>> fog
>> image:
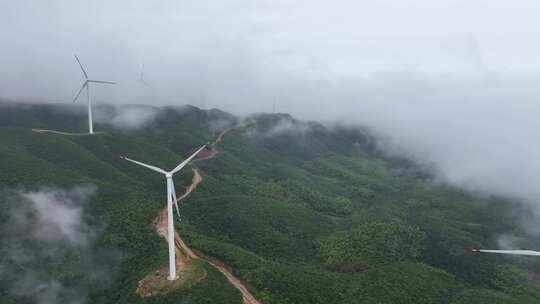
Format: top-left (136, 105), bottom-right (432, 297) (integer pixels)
top-left (3, 2), bottom-right (540, 231)
top-left (93, 104), bottom-right (159, 129)
top-left (0, 186), bottom-right (120, 304)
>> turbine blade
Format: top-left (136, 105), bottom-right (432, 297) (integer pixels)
top-left (139, 63), bottom-right (153, 88)
top-left (120, 156), bottom-right (167, 174)
top-left (170, 145), bottom-right (207, 175)
top-left (88, 80), bottom-right (117, 85)
top-left (74, 55), bottom-right (88, 79)
top-left (471, 249), bottom-right (540, 256)
top-left (170, 179), bottom-right (181, 218)
top-left (73, 82), bottom-right (88, 103)
top-left (141, 79), bottom-right (153, 88)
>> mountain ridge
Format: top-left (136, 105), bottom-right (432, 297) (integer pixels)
top-left (0, 101), bottom-right (539, 303)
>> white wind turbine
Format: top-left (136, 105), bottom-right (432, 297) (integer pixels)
top-left (72, 55), bottom-right (116, 134)
top-left (138, 63), bottom-right (153, 88)
top-left (120, 145), bottom-right (207, 280)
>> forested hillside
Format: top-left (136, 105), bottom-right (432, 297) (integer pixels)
top-left (1, 101), bottom-right (539, 304)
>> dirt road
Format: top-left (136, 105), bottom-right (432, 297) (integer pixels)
top-left (153, 128), bottom-right (263, 304)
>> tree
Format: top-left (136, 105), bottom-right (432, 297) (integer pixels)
top-left (318, 222), bottom-right (425, 272)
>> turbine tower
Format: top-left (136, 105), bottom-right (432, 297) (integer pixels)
top-left (72, 55), bottom-right (116, 134)
top-left (120, 145), bottom-right (207, 280)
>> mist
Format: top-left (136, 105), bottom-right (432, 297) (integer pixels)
top-left (3, 1), bottom-right (540, 235)
top-left (0, 186), bottom-right (120, 304)
top-left (93, 104), bottom-right (159, 129)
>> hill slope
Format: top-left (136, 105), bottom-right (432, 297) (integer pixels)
top-left (1, 101), bottom-right (540, 304)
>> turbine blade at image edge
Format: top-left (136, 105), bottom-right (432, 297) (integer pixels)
top-left (476, 249), bottom-right (540, 256)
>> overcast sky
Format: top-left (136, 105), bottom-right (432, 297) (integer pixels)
top-left (3, 1), bottom-right (540, 110)
top-left (3, 1), bottom-right (540, 232)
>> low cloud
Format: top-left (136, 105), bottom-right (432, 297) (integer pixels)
top-left (0, 186), bottom-right (120, 304)
top-left (93, 104), bottom-right (159, 130)
top-left (262, 117), bottom-right (311, 137)
top-left (244, 114), bottom-right (313, 139)
top-left (4, 0), bottom-right (540, 249)
top-left (208, 117), bottom-right (238, 133)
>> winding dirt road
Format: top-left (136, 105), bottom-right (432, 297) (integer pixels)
top-left (153, 128), bottom-right (262, 304)
top-left (35, 124), bottom-right (261, 303)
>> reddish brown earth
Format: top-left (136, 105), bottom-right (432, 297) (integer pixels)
top-left (136, 194), bottom-right (204, 297)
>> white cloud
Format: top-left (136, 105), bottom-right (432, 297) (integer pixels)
top-left (93, 104), bottom-right (159, 130)
top-left (3, 0), bottom-right (540, 234)
top-left (0, 186), bottom-right (120, 304)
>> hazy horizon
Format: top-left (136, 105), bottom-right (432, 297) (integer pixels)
top-left (4, 1), bottom-right (540, 234)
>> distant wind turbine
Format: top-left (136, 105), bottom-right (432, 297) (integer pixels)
top-left (467, 248), bottom-right (540, 256)
top-left (138, 63), bottom-right (153, 88)
top-left (72, 55), bottom-right (116, 134)
top-left (120, 145), bottom-right (207, 280)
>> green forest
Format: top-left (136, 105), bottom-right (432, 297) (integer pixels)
top-left (0, 101), bottom-right (539, 303)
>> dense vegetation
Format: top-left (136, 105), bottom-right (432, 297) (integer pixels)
top-left (1, 101), bottom-right (539, 303)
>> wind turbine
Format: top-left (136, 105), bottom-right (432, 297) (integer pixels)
top-left (72, 55), bottom-right (116, 134)
top-left (467, 248), bottom-right (540, 256)
top-left (120, 145), bottom-right (207, 280)
top-left (138, 63), bottom-right (153, 88)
